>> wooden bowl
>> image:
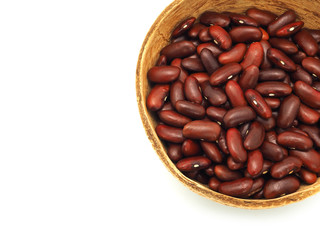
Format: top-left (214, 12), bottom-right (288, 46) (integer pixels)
top-left (136, 0), bottom-right (320, 209)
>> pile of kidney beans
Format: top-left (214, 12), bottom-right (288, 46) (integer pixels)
top-left (146, 8), bottom-right (320, 199)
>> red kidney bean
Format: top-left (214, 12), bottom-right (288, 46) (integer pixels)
top-left (259, 69), bottom-right (286, 81)
top-left (307, 29), bottom-right (320, 43)
top-left (290, 65), bottom-right (313, 85)
top-left (255, 81), bottom-right (292, 97)
top-left (277, 131), bottom-right (313, 151)
top-left (183, 120), bottom-right (221, 142)
top-left (265, 131), bottom-right (278, 144)
top-left (181, 57), bottom-right (205, 72)
top-left (260, 27), bottom-right (269, 40)
top-left (156, 55), bottom-right (167, 66)
top-left (156, 124), bottom-right (185, 143)
top-left (200, 141), bottom-right (223, 163)
top-left (196, 171), bottom-right (210, 184)
top-left (245, 177), bottom-right (265, 197)
top-left (267, 48), bottom-right (297, 72)
top-left (225, 80), bottom-right (247, 107)
top-left (285, 127), bottom-right (309, 137)
top-left (182, 139), bottom-right (202, 156)
top-left (229, 13), bottom-right (259, 27)
top-left (208, 177), bottom-right (221, 191)
top-left (200, 48), bottom-right (220, 75)
top-left (214, 165), bottom-right (242, 181)
top-left (277, 94), bottom-right (300, 128)
top-left (276, 21), bottom-right (304, 37)
top-left (147, 66), bottom-right (181, 83)
top-left (159, 102), bottom-right (174, 112)
top-left (204, 165), bottom-right (215, 177)
top-left (294, 29), bottom-right (318, 56)
top-left (218, 128), bottom-right (229, 154)
top-left (197, 42), bottom-right (223, 57)
top-left (229, 26), bottom-right (262, 43)
top-left (198, 27), bottom-right (212, 42)
top-left (299, 124), bottom-right (320, 148)
top-left (175, 100), bottom-right (205, 119)
top-left (247, 149), bottom-right (264, 177)
top-left (218, 43), bottom-right (247, 65)
top-left (260, 40), bottom-right (272, 69)
top-left (209, 25), bottom-right (232, 50)
top-left (301, 57), bottom-right (320, 78)
top-left (170, 80), bottom-right (184, 109)
top-left (245, 89), bottom-right (272, 119)
top-left (190, 72), bottom-right (209, 84)
top-left (239, 122), bottom-right (251, 139)
top-left (160, 40), bottom-right (196, 60)
top-left (269, 38), bottom-right (298, 55)
top-left (209, 63), bottom-right (242, 86)
top-left (227, 156), bottom-right (245, 170)
top-left (298, 103), bottom-right (320, 124)
top-left (240, 42), bottom-right (263, 69)
top-left (146, 84), bottom-right (170, 111)
top-left (223, 106), bottom-right (256, 128)
top-left (294, 80), bottom-right (320, 109)
top-left (267, 10), bottom-right (296, 36)
top-left (184, 76), bottom-right (202, 104)
top-left (263, 176), bottom-right (300, 199)
top-left (291, 51), bottom-right (307, 64)
top-left (188, 23), bottom-right (207, 39)
top-left (199, 11), bottom-right (231, 27)
top-left (158, 110), bottom-right (192, 128)
top-left (244, 121), bottom-right (265, 150)
top-left (270, 156), bottom-right (302, 179)
top-left (218, 177), bottom-right (253, 197)
top-left (200, 81), bottom-right (227, 106)
top-left (260, 141), bottom-right (285, 161)
top-left (290, 149), bottom-right (320, 173)
top-left (226, 128), bottom-right (247, 163)
top-left (246, 8), bottom-right (277, 26)
top-left (170, 58), bottom-right (188, 83)
top-left (256, 116), bottom-right (276, 131)
top-left (206, 106), bottom-right (227, 123)
top-left (297, 168), bottom-right (317, 184)
top-left (238, 65), bottom-right (259, 91)
top-left (176, 156), bottom-right (212, 172)
top-left (167, 143), bottom-right (183, 162)
top-left (171, 17), bottom-right (196, 38)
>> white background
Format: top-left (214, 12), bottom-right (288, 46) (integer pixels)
top-left (0, 0), bottom-right (319, 239)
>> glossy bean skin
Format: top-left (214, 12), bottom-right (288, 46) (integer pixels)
top-left (229, 26), bottom-right (262, 44)
top-left (214, 165), bottom-right (242, 181)
top-left (156, 124), bottom-right (185, 143)
top-left (290, 149), bottom-right (320, 173)
top-left (267, 48), bottom-right (297, 72)
top-left (294, 81), bottom-right (320, 109)
top-left (297, 168), bottom-right (317, 184)
top-left (263, 176), bottom-right (300, 199)
top-left (225, 80), bottom-right (247, 107)
top-left (246, 8), bottom-right (277, 26)
top-left (170, 80), bottom-right (185, 108)
top-left (229, 13), bottom-right (259, 27)
top-left (226, 128), bottom-right (247, 163)
top-left (200, 81), bottom-right (227, 106)
top-left (158, 110), bottom-right (192, 128)
top-left (181, 57), bottom-right (205, 72)
top-left (175, 100), bottom-right (205, 119)
top-left (171, 17), bottom-right (196, 38)
top-left (277, 94), bottom-right (300, 128)
top-left (218, 129), bottom-right (229, 154)
top-left (218, 43), bottom-right (247, 65)
top-left (205, 165), bottom-right (215, 177)
top-left (206, 106), bottom-right (227, 123)
top-left (200, 141), bottom-right (223, 163)
top-left (191, 72), bottom-right (209, 84)
top-left (182, 139), bottom-right (202, 156)
top-left (218, 177), bottom-right (253, 197)
top-left (301, 57), bottom-right (320, 78)
top-left (255, 81), bottom-right (292, 97)
top-left (199, 28), bottom-right (212, 42)
top-left (244, 121), bottom-right (265, 150)
top-left (238, 65), bottom-right (259, 91)
top-left (208, 177), bottom-right (221, 191)
top-left (260, 27), bottom-right (269, 40)
top-left (171, 58), bottom-right (188, 83)
top-left (256, 116), bottom-right (276, 131)
top-left (247, 149), bottom-right (264, 177)
top-left (299, 124), bottom-right (320, 148)
top-left (260, 141), bottom-right (285, 161)
top-left (176, 156), bottom-right (212, 172)
top-left (298, 103), bottom-right (320, 124)
top-left (270, 156), bottom-right (302, 179)
top-left (188, 23), bottom-right (206, 39)
top-left (199, 11), bottom-right (231, 27)
top-left (240, 42), bottom-right (263, 69)
top-left (146, 84), bottom-right (170, 111)
top-left (209, 63), bottom-right (242, 86)
top-left (275, 21), bottom-right (304, 37)
top-left (227, 156), bottom-right (245, 170)
top-left (184, 76), bottom-right (203, 104)
top-left (245, 89), bottom-right (272, 119)
top-left (160, 40), bottom-right (196, 60)
top-left (223, 106), bottom-right (256, 128)
top-left (197, 42), bottom-right (224, 57)
top-left (183, 120), bottom-right (221, 142)
top-left (209, 25), bottom-right (232, 50)
top-left (290, 65), bottom-right (313, 85)
top-left (147, 66), bottom-right (181, 83)
top-left (200, 48), bottom-right (220, 75)
top-left (267, 10), bottom-right (296, 36)
top-left (294, 29), bottom-right (318, 56)
top-left (167, 143), bottom-right (183, 162)
top-left (259, 69), bottom-right (286, 81)
top-left (245, 177), bottom-right (265, 197)
top-left (264, 98), bottom-right (280, 109)
top-left (260, 40), bottom-right (272, 69)
top-left (156, 55), bottom-right (167, 66)
top-left (291, 51), bottom-right (307, 64)
top-left (269, 38), bottom-right (298, 55)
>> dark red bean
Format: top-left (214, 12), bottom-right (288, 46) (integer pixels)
top-left (200, 81), bottom-right (227, 106)
top-left (183, 120), bottom-right (221, 142)
top-left (188, 23), bottom-right (207, 39)
top-left (198, 27), bottom-right (212, 42)
top-left (294, 80), bottom-right (320, 109)
top-left (291, 51), bottom-right (307, 64)
top-left (267, 48), bottom-right (297, 72)
top-left (181, 57), bottom-right (205, 72)
top-left (200, 48), bottom-right (220, 75)
top-left (269, 38), bottom-right (298, 55)
top-left (184, 76), bottom-right (202, 104)
top-left (260, 27), bottom-right (269, 40)
top-left (156, 55), bottom-right (167, 66)
top-left (197, 42), bottom-right (224, 57)
top-left (160, 40), bottom-right (196, 60)
top-left (199, 11), bottom-right (231, 27)
top-left (260, 141), bottom-right (285, 161)
top-left (298, 103), bottom-right (320, 124)
top-left (147, 66), bottom-right (181, 83)
top-left (209, 25), bottom-right (232, 50)
top-left (307, 29), bottom-right (320, 43)
top-left (226, 128), bottom-right (247, 163)
top-left (256, 116), bottom-right (276, 131)
top-left (175, 100), bottom-right (205, 119)
top-left (190, 72), bottom-right (209, 84)
top-left (146, 84), bottom-right (170, 111)
top-left (260, 40), bottom-right (272, 69)
top-left (158, 110), bottom-right (192, 128)
top-left (277, 94), bottom-right (300, 128)
top-left (259, 69), bottom-right (286, 81)
top-left (200, 141), bottom-right (223, 163)
top-left (223, 106), bottom-right (256, 128)
top-left (290, 149), bottom-right (320, 173)
top-left (214, 165), bottom-right (242, 181)
top-left (264, 98), bottom-right (280, 109)
top-left (196, 171), bottom-right (210, 184)
top-left (209, 63), bottom-right (242, 86)
top-left (245, 89), bottom-right (272, 119)
top-left (218, 43), bottom-right (247, 65)
top-left (182, 139), bottom-right (201, 156)
top-left (227, 156), bottom-right (245, 170)
top-left (290, 65), bottom-right (313, 85)
top-left (270, 156), bottom-right (302, 179)
top-left (204, 165), bottom-right (215, 177)
top-left (225, 80), bottom-right (247, 107)
top-left (239, 122), bottom-right (251, 139)
top-left (246, 177), bottom-right (265, 197)
top-left (229, 26), bottom-right (262, 43)
top-left (208, 177), bottom-right (221, 191)
top-left (206, 106), bottom-right (227, 123)
top-left (275, 21), bottom-right (304, 37)
top-left (299, 124), bottom-right (320, 148)
top-left (156, 124), bottom-right (185, 143)
top-left (255, 81), bottom-right (292, 97)
top-left (263, 176), bottom-right (300, 199)
top-left (159, 102), bottom-right (174, 112)
top-left (167, 143), bottom-right (183, 162)
top-left (246, 8), bottom-right (277, 26)
top-left (229, 13), bottom-right (259, 27)
top-left (238, 65), bottom-right (259, 91)
top-left (240, 42), bottom-right (263, 69)
top-left (170, 80), bottom-right (184, 108)
top-left (301, 57), bottom-right (320, 78)
top-left (170, 58), bottom-right (188, 83)
top-left (244, 121), bottom-right (265, 150)
top-left (171, 17), bottom-right (196, 38)
top-left (294, 29), bottom-right (318, 56)
top-left (297, 168), bottom-right (317, 184)
top-left (218, 129), bottom-right (229, 154)
top-left (277, 131), bottom-right (313, 151)
top-left (218, 177), bottom-right (253, 197)
top-left (176, 156), bottom-right (212, 172)
top-left (247, 150), bottom-right (264, 177)
top-left (267, 10), bottom-right (296, 36)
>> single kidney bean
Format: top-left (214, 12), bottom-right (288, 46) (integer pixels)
top-left (299, 124), bottom-right (320, 148)
top-left (294, 80), bottom-right (320, 109)
top-left (240, 42), bottom-right (263, 69)
top-left (225, 80), bottom-right (247, 107)
top-left (182, 139), bottom-right (202, 156)
top-left (267, 48), bottom-right (297, 72)
top-left (301, 57), bottom-right (320, 78)
top-left (199, 28), bottom-right (212, 42)
top-left (167, 143), bottom-right (183, 162)
top-left (298, 103), bottom-right (320, 124)
top-left (307, 29), bottom-right (320, 43)
top-left (297, 168), bottom-right (317, 184)
top-left (256, 116), bottom-right (276, 131)
top-left (260, 141), bottom-right (285, 161)
top-left (146, 84), bottom-right (170, 111)
top-left (238, 65), bottom-right (259, 91)
top-left (267, 10), bottom-right (296, 36)
top-left (247, 149), bottom-right (264, 177)
top-left (229, 26), bottom-right (262, 43)
top-left (270, 156), bottom-right (302, 179)
top-left (156, 124), bottom-right (185, 143)
top-left (275, 21), bottom-right (304, 37)
top-left (160, 40), bottom-right (196, 60)
top-left (290, 149), bottom-right (320, 173)
top-left (260, 27), bottom-right (269, 40)
top-left (206, 106), bottom-right (227, 123)
top-left (199, 11), bottom-right (231, 27)
top-left (294, 29), bottom-right (318, 56)
top-left (175, 100), bottom-right (205, 119)
top-left (245, 89), bottom-right (272, 119)
top-left (184, 76), bottom-right (202, 104)
top-left (159, 102), bottom-right (174, 112)
top-left (200, 81), bottom-right (227, 106)
top-left (158, 110), bottom-right (192, 128)
top-left (291, 51), bottom-right (307, 64)
top-left (218, 177), bottom-right (253, 197)
top-left (263, 176), bottom-right (300, 199)
top-left (244, 121), bottom-right (265, 150)
top-left (290, 65), bottom-right (313, 85)
top-left (218, 128), bottom-right (229, 154)
top-left (181, 57), bottom-right (205, 72)
top-left (188, 23), bottom-right (206, 39)
top-left (200, 48), bottom-right (220, 75)
top-left (147, 66), bottom-right (181, 83)
top-left (209, 63), bottom-right (242, 86)
top-left (246, 8), bottom-right (277, 26)
top-left (200, 141), bottom-right (223, 163)
top-left (226, 128), bottom-right (247, 163)
top-left (176, 156), bottom-right (212, 172)
top-left (218, 43), bottom-right (247, 65)
top-left (170, 80), bottom-right (185, 108)
top-left (259, 69), bottom-right (286, 81)
top-left (229, 13), bottom-right (259, 27)
top-left (255, 81), bottom-right (292, 97)
top-left (245, 177), bottom-right (265, 197)
top-left (183, 120), bottom-right (221, 142)
top-left (208, 177), bottom-right (221, 191)
top-left (269, 38), bottom-right (298, 55)
top-left (197, 42), bottom-right (224, 57)
top-left (170, 58), bottom-right (188, 83)
top-left (190, 72), bottom-right (209, 84)
top-left (223, 106), bottom-right (256, 128)
top-left (260, 40), bottom-right (272, 69)
top-left (209, 25), bottom-right (232, 50)
top-left (277, 94), bottom-right (300, 128)
top-left (214, 164), bottom-right (242, 181)
top-left (171, 17), bottom-right (196, 38)
top-left (227, 156), bottom-right (245, 170)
